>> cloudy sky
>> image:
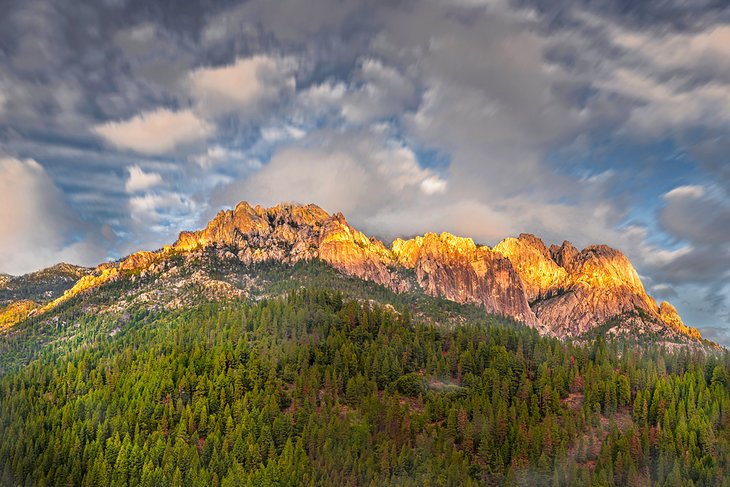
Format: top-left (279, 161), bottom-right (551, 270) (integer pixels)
top-left (0, 0), bottom-right (728, 344)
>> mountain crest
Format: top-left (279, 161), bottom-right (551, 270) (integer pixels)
top-left (2, 201), bottom-right (706, 346)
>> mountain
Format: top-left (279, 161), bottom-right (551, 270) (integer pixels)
top-left (0, 262), bottom-right (91, 305)
top-left (1, 203), bottom-right (728, 487)
top-left (0, 263), bottom-right (92, 329)
top-left (0, 202), bottom-right (706, 346)
top-left (493, 235), bottom-right (702, 341)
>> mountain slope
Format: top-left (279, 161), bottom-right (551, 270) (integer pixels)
top-left (0, 201), bottom-right (705, 346)
top-left (0, 263), bottom-right (91, 306)
top-left (0, 263), bottom-right (93, 329)
top-left (492, 234), bottom-right (700, 341)
top-left (1, 288), bottom-right (728, 486)
top-left (392, 233), bottom-right (541, 329)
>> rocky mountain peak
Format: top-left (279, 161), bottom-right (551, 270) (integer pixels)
top-left (494, 234), bottom-right (568, 302)
top-left (174, 202), bottom-right (331, 252)
top-left (571, 245), bottom-right (648, 295)
top-left (495, 235), bottom-right (702, 342)
top-left (3, 200), bottom-right (705, 347)
top-left (549, 240), bottom-right (580, 273)
top-left (393, 231), bottom-right (541, 328)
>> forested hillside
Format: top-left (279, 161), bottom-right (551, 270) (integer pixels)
top-left (0, 288), bottom-right (728, 486)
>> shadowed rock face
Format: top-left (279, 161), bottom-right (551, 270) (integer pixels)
top-left (549, 241), bottom-right (581, 274)
top-left (7, 201), bottom-right (702, 343)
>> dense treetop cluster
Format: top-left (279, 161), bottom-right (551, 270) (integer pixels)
top-left (0, 284), bottom-right (728, 486)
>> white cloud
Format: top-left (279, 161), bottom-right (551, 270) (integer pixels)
top-left (125, 165), bottom-right (163, 193)
top-left (371, 141), bottom-right (447, 194)
top-left (612, 24), bottom-right (730, 78)
top-left (191, 146), bottom-right (262, 181)
top-left (188, 55), bottom-right (296, 117)
top-left (296, 59), bottom-right (415, 125)
top-left (421, 175), bottom-right (448, 195)
top-left (215, 133), bottom-right (449, 230)
top-left (557, 12), bottom-right (730, 136)
top-left (0, 157), bottom-right (105, 274)
top-left (129, 191), bottom-right (197, 233)
top-left (663, 185), bottom-right (705, 201)
top-left (597, 69), bottom-right (730, 135)
top-left (93, 108), bottom-right (214, 154)
top-left (260, 124), bottom-right (306, 143)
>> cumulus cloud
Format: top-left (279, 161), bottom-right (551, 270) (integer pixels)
top-left (93, 108), bottom-right (214, 154)
top-left (192, 146), bottom-right (262, 171)
top-left (92, 54), bottom-right (298, 156)
top-left (214, 133), bottom-right (448, 234)
top-left (188, 55), bottom-right (296, 117)
top-left (0, 157), bottom-right (105, 274)
top-left (125, 165), bottom-right (163, 193)
top-left (129, 191), bottom-right (198, 234)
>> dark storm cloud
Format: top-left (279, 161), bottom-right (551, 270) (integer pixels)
top-left (520, 0), bottom-right (730, 31)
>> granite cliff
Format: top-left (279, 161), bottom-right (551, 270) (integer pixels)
top-left (0, 202), bottom-right (704, 344)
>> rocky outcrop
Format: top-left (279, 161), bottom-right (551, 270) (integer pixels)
top-left (532, 244), bottom-right (659, 336)
top-left (0, 263), bottom-right (93, 307)
top-left (120, 251), bottom-right (159, 271)
top-left (549, 241), bottom-right (581, 274)
top-left (172, 202), bottom-right (405, 291)
top-left (494, 234), bottom-right (568, 302)
top-left (496, 236), bottom-right (701, 340)
top-left (3, 201), bottom-right (702, 345)
top-left (659, 301), bottom-right (701, 339)
top-left (173, 202), bottom-right (328, 253)
top-left (393, 233), bottom-right (541, 328)
top-left (318, 213), bottom-right (405, 291)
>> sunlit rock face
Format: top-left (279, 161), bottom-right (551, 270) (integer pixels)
top-left (172, 202), bottom-right (406, 291)
top-left (659, 301), bottom-right (701, 339)
top-left (393, 233), bottom-right (542, 328)
top-left (119, 251), bottom-right (158, 271)
top-left (533, 244), bottom-right (660, 336)
top-left (493, 234), bottom-right (569, 302)
top-left (318, 213), bottom-right (406, 292)
top-left (174, 202), bottom-right (325, 253)
top-left (8, 200), bottom-right (703, 344)
top-left (496, 235), bottom-right (699, 339)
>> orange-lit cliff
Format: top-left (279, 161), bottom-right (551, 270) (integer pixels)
top-left (3, 202), bottom-right (704, 343)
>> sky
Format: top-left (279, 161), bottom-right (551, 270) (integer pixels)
top-left (0, 0), bottom-right (729, 345)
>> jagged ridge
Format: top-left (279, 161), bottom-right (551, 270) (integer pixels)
top-left (3, 202), bottom-right (705, 344)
